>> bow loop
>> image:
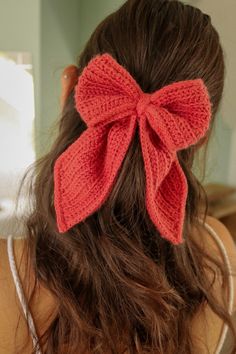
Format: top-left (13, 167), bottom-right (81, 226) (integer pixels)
top-left (142, 80), bottom-right (212, 153)
top-left (75, 54), bottom-right (141, 127)
top-left (54, 53), bottom-right (212, 244)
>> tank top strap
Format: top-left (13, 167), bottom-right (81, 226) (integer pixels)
top-left (6, 224), bottom-right (234, 354)
top-left (201, 221), bottom-right (235, 354)
top-left (7, 235), bottom-right (42, 354)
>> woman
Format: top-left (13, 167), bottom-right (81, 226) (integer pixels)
top-left (0, 0), bottom-right (236, 353)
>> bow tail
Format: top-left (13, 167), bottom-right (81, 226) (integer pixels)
top-left (154, 160), bottom-right (188, 244)
top-left (54, 116), bottom-right (137, 233)
top-left (139, 118), bottom-right (188, 245)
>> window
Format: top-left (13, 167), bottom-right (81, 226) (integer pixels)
top-left (0, 52), bottom-right (35, 236)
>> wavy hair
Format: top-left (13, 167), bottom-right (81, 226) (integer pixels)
top-left (16, 0), bottom-right (236, 353)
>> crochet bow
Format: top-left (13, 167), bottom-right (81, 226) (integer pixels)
top-left (54, 53), bottom-right (211, 245)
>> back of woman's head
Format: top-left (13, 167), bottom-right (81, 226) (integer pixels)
top-left (18, 1), bottom-right (236, 353)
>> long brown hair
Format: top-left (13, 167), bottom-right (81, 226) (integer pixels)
top-left (16, 0), bottom-right (236, 353)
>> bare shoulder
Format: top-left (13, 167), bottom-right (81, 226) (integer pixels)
top-left (0, 237), bottom-right (57, 353)
top-left (0, 237), bottom-right (30, 352)
top-left (200, 216), bottom-right (236, 312)
top-left (204, 215), bottom-right (236, 267)
top-left (190, 217), bottom-right (236, 353)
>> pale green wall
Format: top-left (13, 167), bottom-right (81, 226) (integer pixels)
top-left (38, 0), bottom-right (81, 155)
top-left (38, 0), bottom-right (124, 155)
top-left (77, 0), bottom-right (234, 185)
top-left (197, 113), bottom-right (232, 184)
top-left (0, 0), bottom-right (81, 157)
top-left (0, 0), bottom-right (41, 155)
top-left (78, 0), bottom-right (124, 48)
top-left (189, 0), bottom-right (236, 186)
top-left (0, 0), bottom-right (234, 185)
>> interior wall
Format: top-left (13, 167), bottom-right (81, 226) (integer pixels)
top-left (78, 0), bottom-right (124, 48)
top-left (38, 0), bottom-right (123, 156)
top-left (0, 0), bottom-right (41, 235)
top-left (38, 0), bottom-right (81, 156)
top-left (0, 0), bottom-right (41, 155)
top-left (188, 0), bottom-right (236, 185)
top-left (77, 0), bottom-right (235, 185)
top-left (229, 133), bottom-right (236, 184)
top-left (1, 0), bottom-right (234, 185)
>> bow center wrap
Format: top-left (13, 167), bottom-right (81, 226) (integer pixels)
top-left (54, 53), bottom-right (212, 245)
top-left (136, 93), bottom-right (152, 118)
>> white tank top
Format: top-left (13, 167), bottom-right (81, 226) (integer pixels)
top-left (6, 222), bottom-right (235, 354)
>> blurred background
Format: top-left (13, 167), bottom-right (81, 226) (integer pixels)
top-left (0, 0), bottom-right (235, 238)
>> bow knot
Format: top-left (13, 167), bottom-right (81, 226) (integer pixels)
top-left (136, 93), bottom-right (152, 118)
top-left (54, 53), bottom-right (212, 245)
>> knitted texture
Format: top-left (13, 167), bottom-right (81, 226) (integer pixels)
top-left (54, 53), bottom-right (212, 245)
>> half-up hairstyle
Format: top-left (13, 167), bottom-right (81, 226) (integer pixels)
top-left (16, 0), bottom-right (236, 353)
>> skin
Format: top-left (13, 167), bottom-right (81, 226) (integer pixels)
top-left (54, 71), bottom-right (236, 352)
top-left (0, 216), bottom-right (235, 353)
top-left (0, 67), bottom-right (235, 352)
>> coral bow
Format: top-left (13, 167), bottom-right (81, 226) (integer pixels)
top-left (54, 53), bottom-right (211, 245)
